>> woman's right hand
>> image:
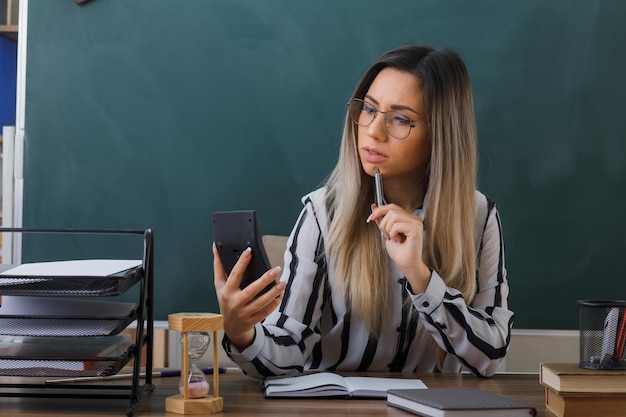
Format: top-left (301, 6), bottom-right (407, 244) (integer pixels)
top-left (212, 243), bottom-right (285, 351)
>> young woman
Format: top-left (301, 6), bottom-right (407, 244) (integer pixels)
top-left (213, 45), bottom-right (514, 379)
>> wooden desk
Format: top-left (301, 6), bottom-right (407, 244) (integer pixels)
top-left (0, 370), bottom-right (548, 416)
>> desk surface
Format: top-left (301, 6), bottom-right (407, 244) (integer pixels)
top-left (0, 370), bottom-right (548, 416)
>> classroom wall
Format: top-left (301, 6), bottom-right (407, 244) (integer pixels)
top-left (20, 0), bottom-right (626, 329)
top-left (164, 326), bottom-right (579, 373)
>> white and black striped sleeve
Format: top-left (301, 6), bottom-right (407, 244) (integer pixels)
top-left (411, 203), bottom-right (514, 377)
top-left (222, 196), bottom-right (327, 379)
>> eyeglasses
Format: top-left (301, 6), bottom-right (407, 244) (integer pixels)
top-left (349, 98), bottom-right (423, 139)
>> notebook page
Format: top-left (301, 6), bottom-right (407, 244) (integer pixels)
top-left (264, 372), bottom-right (348, 395)
top-left (344, 376), bottom-right (427, 397)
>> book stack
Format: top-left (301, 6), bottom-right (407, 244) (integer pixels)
top-left (540, 362), bottom-right (626, 417)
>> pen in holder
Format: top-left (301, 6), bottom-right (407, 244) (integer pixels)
top-left (578, 300), bottom-right (626, 370)
top-left (165, 313), bottom-right (224, 414)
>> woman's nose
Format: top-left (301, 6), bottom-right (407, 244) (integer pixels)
top-left (367, 113), bottom-right (388, 141)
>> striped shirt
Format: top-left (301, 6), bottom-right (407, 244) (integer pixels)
top-left (223, 187), bottom-right (514, 379)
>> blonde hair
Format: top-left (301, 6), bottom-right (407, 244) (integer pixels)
top-left (325, 46), bottom-right (478, 364)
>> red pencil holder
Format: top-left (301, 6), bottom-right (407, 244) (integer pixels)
top-left (578, 300), bottom-right (626, 370)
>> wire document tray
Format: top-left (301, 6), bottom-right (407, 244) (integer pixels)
top-left (0, 297), bottom-right (138, 336)
top-left (0, 334), bottom-right (134, 377)
top-left (0, 228), bottom-right (154, 417)
top-left (0, 264), bottom-right (143, 296)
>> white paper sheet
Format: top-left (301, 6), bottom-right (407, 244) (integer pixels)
top-left (0, 259), bottom-right (142, 277)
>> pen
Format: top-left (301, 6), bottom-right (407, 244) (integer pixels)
top-left (613, 309), bottom-right (626, 360)
top-left (45, 367), bottom-right (227, 384)
top-left (374, 167), bottom-right (384, 207)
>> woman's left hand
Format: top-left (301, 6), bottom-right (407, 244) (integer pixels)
top-left (368, 203), bottom-right (432, 293)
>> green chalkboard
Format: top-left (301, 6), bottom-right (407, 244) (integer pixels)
top-left (22, 0), bottom-right (626, 329)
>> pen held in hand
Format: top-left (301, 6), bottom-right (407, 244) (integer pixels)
top-left (374, 167), bottom-right (384, 208)
top-left (45, 367), bottom-right (227, 384)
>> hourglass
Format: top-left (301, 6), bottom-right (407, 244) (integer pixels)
top-left (166, 313), bottom-right (224, 414)
top-left (179, 332), bottom-right (211, 398)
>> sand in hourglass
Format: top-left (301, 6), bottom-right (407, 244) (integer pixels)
top-left (180, 380), bottom-right (210, 398)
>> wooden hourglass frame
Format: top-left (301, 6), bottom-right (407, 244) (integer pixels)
top-left (165, 313), bottom-right (224, 414)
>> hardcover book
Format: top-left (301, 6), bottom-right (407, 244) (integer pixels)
top-left (387, 387), bottom-right (536, 417)
top-left (545, 386), bottom-right (626, 417)
top-left (540, 362), bottom-right (626, 393)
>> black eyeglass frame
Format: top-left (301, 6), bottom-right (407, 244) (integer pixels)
top-left (348, 98), bottom-right (424, 139)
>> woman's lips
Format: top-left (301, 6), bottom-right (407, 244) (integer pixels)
top-left (361, 147), bottom-right (388, 163)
